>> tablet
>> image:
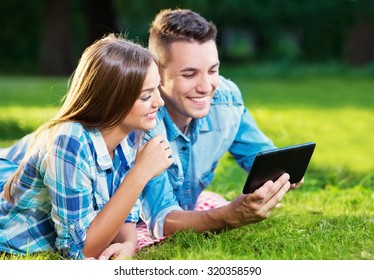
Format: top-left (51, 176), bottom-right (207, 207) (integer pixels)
top-left (242, 142), bottom-right (316, 194)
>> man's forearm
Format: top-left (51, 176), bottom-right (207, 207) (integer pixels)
top-left (163, 174), bottom-right (292, 236)
top-left (163, 204), bottom-right (232, 235)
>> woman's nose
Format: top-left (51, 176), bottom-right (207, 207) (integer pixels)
top-left (152, 89), bottom-right (164, 107)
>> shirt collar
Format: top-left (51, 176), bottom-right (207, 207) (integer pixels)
top-left (90, 129), bottom-right (113, 171)
top-left (90, 128), bottom-right (136, 171)
top-left (160, 106), bottom-right (214, 143)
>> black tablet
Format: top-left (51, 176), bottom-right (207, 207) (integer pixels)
top-left (242, 142), bottom-right (316, 194)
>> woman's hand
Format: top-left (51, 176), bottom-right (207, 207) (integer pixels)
top-left (134, 134), bottom-right (173, 180)
top-left (97, 223), bottom-right (138, 260)
top-left (98, 241), bottom-right (137, 260)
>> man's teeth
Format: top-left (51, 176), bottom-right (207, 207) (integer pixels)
top-left (190, 96), bottom-right (208, 102)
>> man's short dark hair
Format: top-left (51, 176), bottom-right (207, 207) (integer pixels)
top-left (148, 9), bottom-right (217, 67)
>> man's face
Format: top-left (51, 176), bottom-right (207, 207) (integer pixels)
top-left (159, 40), bottom-right (220, 130)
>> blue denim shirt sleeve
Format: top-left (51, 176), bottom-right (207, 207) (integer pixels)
top-left (140, 171), bottom-right (182, 238)
top-left (216, 76), bottom-right (275, 171)
top-left (125, 197), bottom-right (140, 223)
top-left (229, 107), bottom-right (276, 172)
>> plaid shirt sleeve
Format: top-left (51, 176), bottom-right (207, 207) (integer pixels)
top-left (42, 131), bottom-right (97, 259)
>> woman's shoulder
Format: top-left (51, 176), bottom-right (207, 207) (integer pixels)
top-left (56, 122), bottom-right (88, 137)
top-left (54, 122), bottom-right (98, 144)
top-left (48, 122), bottom-right (94, 154)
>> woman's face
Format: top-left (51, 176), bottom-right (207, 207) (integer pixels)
top-left (121, 61), bottom-right (164, 133)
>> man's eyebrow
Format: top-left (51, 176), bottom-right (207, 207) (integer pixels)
top-left (180, 63), bottom-right (220, 72)
top-left (211, 62), bottom-right (220, 68)
top-left (180, 67), bottom-right (197, 72)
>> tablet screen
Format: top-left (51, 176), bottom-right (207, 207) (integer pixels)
top-left (242, 142), bottom-right (316, 194)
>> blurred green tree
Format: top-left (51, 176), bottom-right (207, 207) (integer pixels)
top-left (0, 0), bottom-right (373, 74)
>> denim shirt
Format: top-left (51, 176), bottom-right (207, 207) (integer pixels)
top-left (141, 76), bottom-right (275, 237)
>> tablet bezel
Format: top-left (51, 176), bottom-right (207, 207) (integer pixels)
top-left (242, 142), bottom-right (316, 194)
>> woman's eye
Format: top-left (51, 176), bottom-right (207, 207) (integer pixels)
top-left (140, 95), bottom-right (151, 101)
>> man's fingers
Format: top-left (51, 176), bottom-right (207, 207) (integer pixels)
top-left (263, 180), bottom-right (291, 211)
top-left (265, 173), bottom-right (290, 197)
top-left (244, 173), bottom-right (291, 210)
top-left (246, 180), bottom-right (274, 203)
top-left (248, 173), bottom-right (289, 201)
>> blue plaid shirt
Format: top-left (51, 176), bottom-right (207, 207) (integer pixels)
top-left (0, 122), bottom-right (139, 259)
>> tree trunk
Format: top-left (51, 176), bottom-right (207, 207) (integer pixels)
top-left (344, 19), bottom-right (374, 67)
top-left (39, 0), bottom-right (72, 75)
top-left (84, 0), bottom-right (116, 45)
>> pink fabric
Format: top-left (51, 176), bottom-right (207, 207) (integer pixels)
top-left (136, 191), bottom-right (229, 249)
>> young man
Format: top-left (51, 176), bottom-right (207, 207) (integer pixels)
top-left (139, 9), bottom-right (300, 238)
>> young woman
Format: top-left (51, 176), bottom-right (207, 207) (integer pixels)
top-left (0, 34), bottom-right (173, 260)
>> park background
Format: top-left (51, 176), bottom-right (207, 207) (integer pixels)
top-left (0, 0), bottom-right (373, 260)
top-left (1, 0), bottom-right (374, 74)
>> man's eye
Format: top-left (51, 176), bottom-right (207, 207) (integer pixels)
top-left (183, 73), bottom-right (195, 78)
top-left (210, 68), bottom-right (219, 74)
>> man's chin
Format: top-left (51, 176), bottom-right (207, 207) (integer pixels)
top-left (190, 109), bottom-right (210, 120)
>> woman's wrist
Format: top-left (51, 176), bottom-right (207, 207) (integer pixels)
top-left (127, 164), bottom-right (152, 186)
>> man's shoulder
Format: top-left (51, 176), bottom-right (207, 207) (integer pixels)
top-left (217, 75), bottom-right (240, 91)
top-left (213, 76), bottom-right (244, 105)
top-left (145, 107), bottom-right (168, 139)
top-left (156, 105), bottom-right (168, 121)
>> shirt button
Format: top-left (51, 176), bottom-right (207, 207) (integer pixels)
top-left (181, 146), bottom-right (187, 151)
top-left (70, 224), bottom-right (75, 230)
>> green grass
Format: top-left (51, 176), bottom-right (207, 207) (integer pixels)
top-left (242, 77), bottom-right (374, 174)
top-left (0, 76), bottom-right (65, 146)
top-left (0, 66), bottom-right (373, 260)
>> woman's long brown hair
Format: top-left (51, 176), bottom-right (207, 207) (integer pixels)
top-left (3, 34), bottom-right (156, 203)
